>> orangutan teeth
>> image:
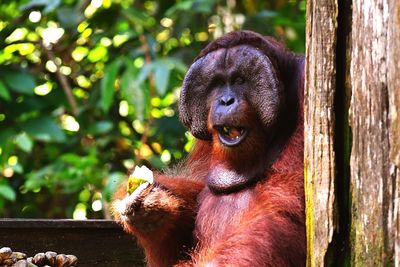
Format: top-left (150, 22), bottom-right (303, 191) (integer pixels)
top-left (216, 126), bottom-right (248, 146)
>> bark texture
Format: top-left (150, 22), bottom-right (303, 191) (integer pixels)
top-left (304, 1), bottom-right (338, 266)
top-left (388, 1), bottom-right (400, 265)
top-left (306, 0), bottom-right (400, 265)
top-left (349, 0), bottom-right (399, 265)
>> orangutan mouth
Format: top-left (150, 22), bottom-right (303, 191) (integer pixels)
top-left (215, 126), bottom-right (248, 147)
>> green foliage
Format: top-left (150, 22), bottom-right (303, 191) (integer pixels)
top-left (0, 0), bottom-right (305, 218)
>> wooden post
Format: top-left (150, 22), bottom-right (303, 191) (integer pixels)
top-left (306, 0), bottom-right (400, 265)
top-left (304, 0), bottom-right (338, 266)
top-left (388, 1), bottom-right (400, 263)
top-left (349, 0), bottom-right (400, 265)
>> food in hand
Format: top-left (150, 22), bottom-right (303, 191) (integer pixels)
top-left (126, 165), bottom-right (154, 194)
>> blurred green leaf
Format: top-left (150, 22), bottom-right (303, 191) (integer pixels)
top-left (87, 121), bottom-right (113, 135)
top-left (24, 168), bottom-right (49, 191)
top-left (0, 184), bottom-right (16, 201)
top-left (100, 60), bottom-right (120, 112)
top-left (0, 198), bottom-right (4, 213)
top-left (57, 6), bottom-right (83, 29)
top-left (120, 66), bottom-right (146, 120)
top-left (124, 8), bottom-right (155, 29)
top-left (88, 46), bottom-right (108, 63)
top-left (15, 132), bottom-right (33, 153)
top-left (3, 72), bottom-right (35, 95)
top-left (20, 116), bottom-right (66, 142)
top-left (147, 155), bottom-right (167, 169)
top-left (0, 80), bottom-right (11, 101)
top-left (103, 172), bottom-right (125, 202)
top-left (137, 63), bottom-right (153, 84)
top-left (61, 153), bottom-right (85, 165)
top-left (169, 58), bottom-right (188, 74)
top-left (21, 0), bottom-right (61, 13)
top-left (11, 163), bottom-right (24, 174)
top-left (256, 10), bottom-right (278, 18)
top-left (136, 59), bottom-right (185, 97)
top-left (192, 0), bottom-right (215, 13)
top-left (154, 62), bottom-right (171, 96)
top-left (0, 128), bottom-right (17, 148)
top-left (166, 0), bottom-right (194, 16)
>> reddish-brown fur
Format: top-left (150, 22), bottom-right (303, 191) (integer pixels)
top-left (114, 31), bottom-right (305, 267)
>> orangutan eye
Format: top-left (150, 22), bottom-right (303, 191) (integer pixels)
top-left (233, 76), bottom-right (245, 85)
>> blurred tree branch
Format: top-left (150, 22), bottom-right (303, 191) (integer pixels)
top-left (41, 41), bottom-right (79, 116)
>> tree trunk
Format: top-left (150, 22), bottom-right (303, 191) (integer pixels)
top-left (388, 1), bottom-right (400, 263)
top-left (349, 0), bottom-right (400, 265)
top-left (305, 0), bottom-right (400, 265)
top-left (304, 0), bottom-right (337, 266)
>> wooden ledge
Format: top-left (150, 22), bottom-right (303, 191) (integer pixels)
top-left (0, 219), bottom-right (120, 228)
top-left (0, 219), bottom-right (144, 267)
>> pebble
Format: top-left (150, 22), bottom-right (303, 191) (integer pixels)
top-left (0, 247), bottom-right (77, 267)
top-left (0, 247), bottom-right (12, 259)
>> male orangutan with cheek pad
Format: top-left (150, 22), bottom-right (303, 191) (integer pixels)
top-left (113, 30), bottom-right (305, 267)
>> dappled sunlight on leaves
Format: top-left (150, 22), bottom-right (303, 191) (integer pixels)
top-left (0, 0), bottom-right (305, 218)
